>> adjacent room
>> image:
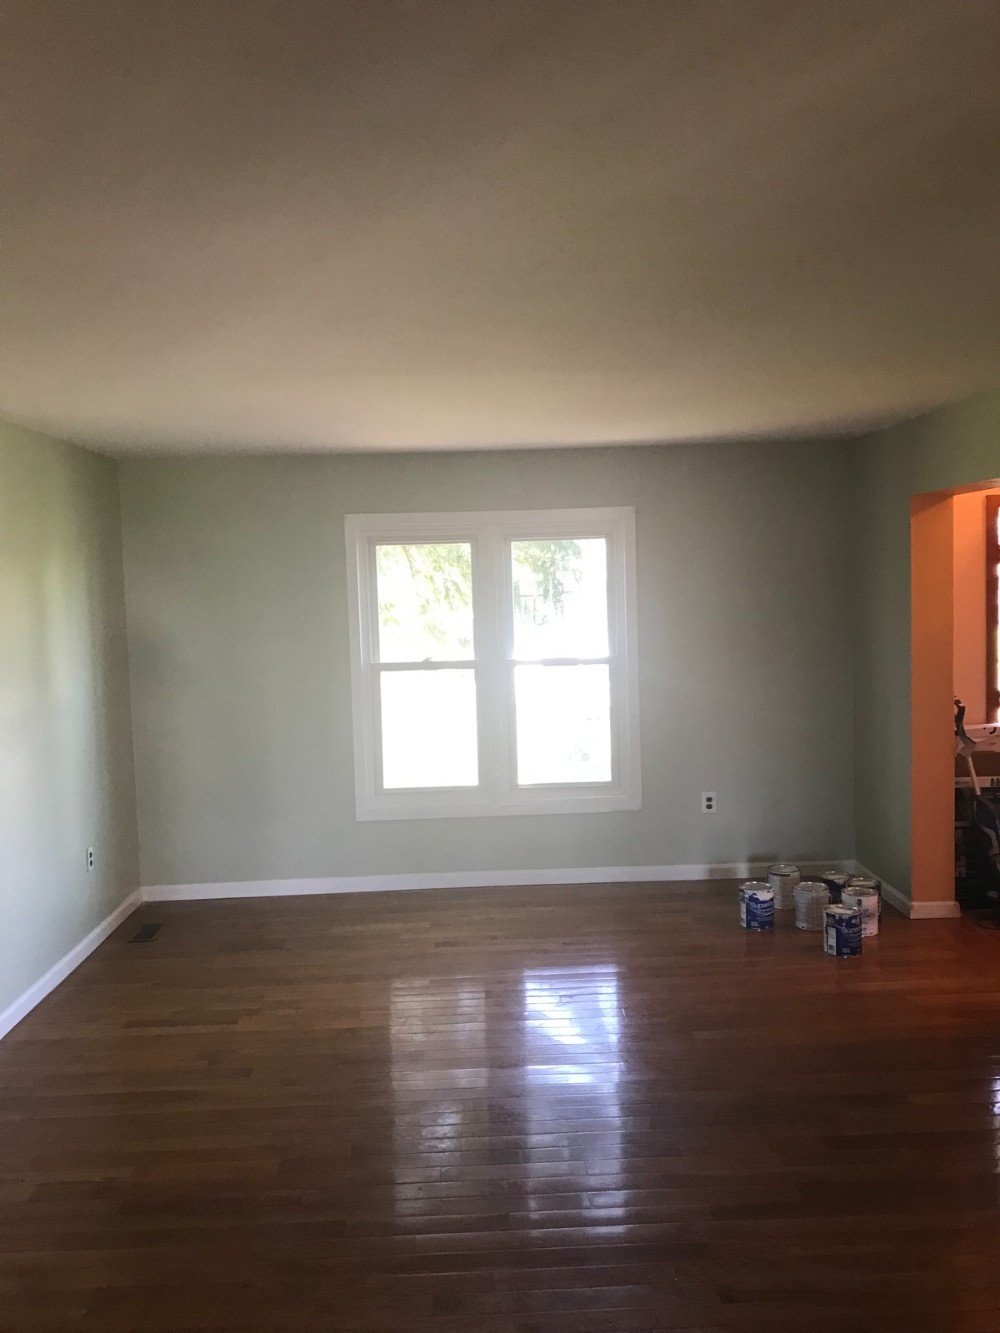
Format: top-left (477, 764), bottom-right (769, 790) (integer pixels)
top-left (2, 3), bottom-right (1000, 1329)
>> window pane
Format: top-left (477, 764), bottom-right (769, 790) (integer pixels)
top-left (380, 669), bottom-right (478, 788)
top-left (511, 538), bottom-right (608, 659)
top-left (515, 665), bottom-right (611, 785)
top-left (376, 543), bottom-right (474, 662)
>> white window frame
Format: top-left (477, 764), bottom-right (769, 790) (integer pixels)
top-left (344, 507), bottom-right (641, 821)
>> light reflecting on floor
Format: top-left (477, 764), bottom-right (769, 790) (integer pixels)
top-left (390, 977), bottom-right (488, 1215)
top-left (523, 964), bottom-right (621, 1082)
top-left (389, 965), bottom-right (626, 1231)
top-left (522, 965), bottom-right (624, 1224)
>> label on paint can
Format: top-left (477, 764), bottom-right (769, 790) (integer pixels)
top-left (740, 882), bottom-right (775, 931)
top-left (767, 863), bottom-right (800, 909)
top-left (824, 905), bottom-right (862, 957)
top-left (841, 887), bottom-right (879, 937)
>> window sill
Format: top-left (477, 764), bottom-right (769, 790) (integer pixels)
top-left (355, 790), bottom-right (642, 821)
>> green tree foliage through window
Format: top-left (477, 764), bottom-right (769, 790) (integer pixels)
top-left (377, 543), bottom-right (472, 648)
top-left (375, 539), bottom-right (583, 661)
top-left (512, 540), bottom-right (583, 625)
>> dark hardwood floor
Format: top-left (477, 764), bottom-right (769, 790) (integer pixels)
top-left (2, 882), bottom-right (1000, 1332)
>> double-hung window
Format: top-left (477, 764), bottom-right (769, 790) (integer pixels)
top-left (345, 507), bottom-right (640, 820)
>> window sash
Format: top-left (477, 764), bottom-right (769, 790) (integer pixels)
top-left (375, 663), bottom-right (479, 792)
top-left (346, 509), bottom-right (640, 820)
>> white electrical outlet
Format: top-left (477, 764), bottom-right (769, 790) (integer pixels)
top-left (86, 846), bottom-right (95, 872)
top-left (701, 792), bottom-right (717, 814)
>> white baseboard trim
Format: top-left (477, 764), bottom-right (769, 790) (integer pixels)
top-left (142, 861), bottom-right (854, 903)
top-left (0, 890), bottom-right (142, 1041)
top-left (906, 900), bottom-right (962, 919)
top-left (852, 861), bottom-right (960, 920)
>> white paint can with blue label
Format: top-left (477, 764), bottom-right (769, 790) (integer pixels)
top-left (841, 884), bottom-right (879, 937)
top-left (824, 904), bottom-right (863, 957)
top-left (847, 875), bottom-right (882, 908)
top-left (739, 882), bottom-right (775, 931)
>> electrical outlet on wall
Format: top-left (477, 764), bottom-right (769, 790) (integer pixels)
top-left (86, 846), bottom-right (95, 872)
top-left (701, 792), bottom-right (717, 814)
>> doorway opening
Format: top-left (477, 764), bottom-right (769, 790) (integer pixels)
top-left (910, 482), bottom-right (1000, 913)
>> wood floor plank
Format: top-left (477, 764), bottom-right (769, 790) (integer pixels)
top-left (1, 881), bottom-right (1000, 1330)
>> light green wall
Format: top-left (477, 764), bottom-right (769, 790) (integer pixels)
top-left (120, 439), bottom-right (856, 888)
top-left (852, 389), bottom-right (1000, 896)
top-left (0, 422), bottom-right (138, 1017)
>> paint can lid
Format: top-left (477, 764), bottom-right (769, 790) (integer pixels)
top-left (768, 863), bottom-right (800, 874)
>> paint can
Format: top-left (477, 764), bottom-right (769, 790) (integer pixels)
top-left (824, 904), bottom-right (863, 957)
top-left (794, 881), bottom-right (830, 930)
top-left (767, 863), bottom-right (800, 910)
top-left (846, 875), bottom-right (881, 910)
top-left (739, 882), bottom-right (775, 931)
top-left (819, 870), bottom-right (850, 904)
top-left (841, 885), bottom-right (879, 937)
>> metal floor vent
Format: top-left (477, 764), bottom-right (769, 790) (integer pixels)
top-left (129, 922), bottom-right (163, 943)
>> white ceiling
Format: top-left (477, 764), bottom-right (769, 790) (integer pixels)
top-left (2, 0), bottom-right (999, 455)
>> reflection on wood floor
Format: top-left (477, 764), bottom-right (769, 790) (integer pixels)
top-left (2, 881), bottom-right (1000, 1331)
